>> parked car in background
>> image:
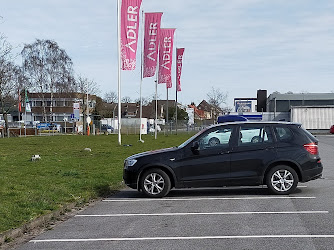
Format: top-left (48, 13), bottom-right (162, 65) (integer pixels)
top-left (330, 125), bottom-right (334, 134)
top-left (124, 121), bottom-right (323, 198)
top-left (101, 124), bottom-right (114, 134)
top-left (148, 124), bottom-right (161, 133)
top-left (37, 123), bottom-right (61, 132)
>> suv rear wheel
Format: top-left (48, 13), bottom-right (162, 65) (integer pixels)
top-left (266, 165), bottom-right (298, 195)
top-left (140, 168), bottom-right (171, 198)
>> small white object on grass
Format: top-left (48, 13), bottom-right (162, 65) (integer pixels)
top-left (84, 148), bottom-right (92, 152)
top-left (31, 155), bottom-right (41, 161)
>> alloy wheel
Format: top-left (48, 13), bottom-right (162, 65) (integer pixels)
top-left (143, 173), bottom-right (165, 195)
top-left (271, 170), bottom-right (294, 192)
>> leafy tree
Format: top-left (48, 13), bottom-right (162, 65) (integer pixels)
top-left (165, 106), bottom-right (188, 122)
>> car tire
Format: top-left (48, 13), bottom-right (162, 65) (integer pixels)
top-left (266, 165), bottom-right (298, 195)
top-left (208, 137), bottom-right (220, 147)
top-left (140, 168), bottom-right (171, 198)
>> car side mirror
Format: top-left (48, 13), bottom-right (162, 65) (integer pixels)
top-left (191, 141), bottom-right (200, 155)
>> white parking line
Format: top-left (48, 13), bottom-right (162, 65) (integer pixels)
top-left (30, 234), bottom-right (334, 243)
top-left (76, 211), bottom-right (328, 217)
top-left (103, 196), bottom-right (315, 202)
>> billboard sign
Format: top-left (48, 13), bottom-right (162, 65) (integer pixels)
top-left (186, 108), bottom-right (194, 126)
top-left (73, 103), bottom-right (80, 121)
top-left (235, 101), bottom-right (252, 112)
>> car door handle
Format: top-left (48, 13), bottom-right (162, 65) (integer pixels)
top-left (265, 147), bottom-right (275, 150)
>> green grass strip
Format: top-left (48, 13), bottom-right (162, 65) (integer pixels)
top-left (0, 133), bottom-right (194, 233)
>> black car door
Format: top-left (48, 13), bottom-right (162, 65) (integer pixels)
top-left (229, 124), bottom-right (276, 185)
top-left (177, 125), bottom-right (236, 187)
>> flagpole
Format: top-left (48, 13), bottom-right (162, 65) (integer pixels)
top-left (24, 89), bottom-right (27, 137)
top-left (175, 52), bottom-right (178, 135)
top-left (117, 0), bottom-right (122, 145)
top-left (175, 32), bottom-right (177, 135)
top-left (139, 10), bottom-right (144, 143)
top-left (18, 88), bottom-right (21, 137)
top-left (155, 42), bottom-right (159, 140)
top-left (155, 76), bottom-right (158, 140)
top-left (155, 33), bottom-right (159, 140)
top-left (166, 86), bottom-right (169, 134)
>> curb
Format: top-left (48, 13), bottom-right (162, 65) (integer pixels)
top-left (0, 198), bottom-right (101, 249)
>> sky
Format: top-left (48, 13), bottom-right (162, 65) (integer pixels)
top-left (1, 0), bottom-right (334, 108)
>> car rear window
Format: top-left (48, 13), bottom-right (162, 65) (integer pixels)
top-left (274, 126), bottom-right (293, 142)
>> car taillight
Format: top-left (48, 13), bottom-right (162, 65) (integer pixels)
top-left (304, 142), bottom-right (318, 155)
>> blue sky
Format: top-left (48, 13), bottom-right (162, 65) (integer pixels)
top-left (1, 0), bottom-right (334, 107)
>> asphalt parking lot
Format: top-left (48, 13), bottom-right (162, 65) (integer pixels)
top-left (19, 135), bottom-right (334, 250)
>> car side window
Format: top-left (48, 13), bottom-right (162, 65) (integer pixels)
top-left (275, 126), bottom-right (293, 142)
top-left (198, 127), bottom-right (233, 150)
top-left (238, 125), bottom-right (273, 146)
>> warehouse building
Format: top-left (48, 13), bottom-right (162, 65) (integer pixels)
top-left (267, 93), bottom-right (334, 112)
top-left (266, 93), bottom-right (334, 130)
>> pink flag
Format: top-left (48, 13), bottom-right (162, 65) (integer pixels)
top-left (158, 29), bottom-right (176, 88)
top-left (176, 48), bottom-right (185, 92)
top-left (120, 0), bottom-right (142, 70)
top-left (143, 12), bottom-right (163, 78)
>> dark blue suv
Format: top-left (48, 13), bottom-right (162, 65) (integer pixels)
top-left (123, 122), bottom-right (323, 198)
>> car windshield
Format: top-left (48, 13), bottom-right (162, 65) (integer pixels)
top-left (178, 129), bottom-right (207, 148)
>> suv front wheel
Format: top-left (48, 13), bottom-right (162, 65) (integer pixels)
top-left (266, 165), bottom-right (298, 195)
top-left (139, 168), bottom-right (171, 198)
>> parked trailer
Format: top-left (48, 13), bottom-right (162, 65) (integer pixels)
top-left (291, 106), bottom-right (334, 130)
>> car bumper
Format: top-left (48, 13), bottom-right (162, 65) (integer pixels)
top-left (301, 162), bottom-right (323, 182)
top-left (123, 169), bottom-right (138, 189)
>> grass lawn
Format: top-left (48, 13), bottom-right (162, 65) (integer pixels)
top-left (0, 132), bottom-right (195, 233)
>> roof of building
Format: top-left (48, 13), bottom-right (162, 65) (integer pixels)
top-left (188, 104), bottom-right (205, 119)
top-left (26, 92), bottom-right (97, 100)
top-left (268, 93), bottom-right (334, 101)
top-left (234, 98), bottom-right (257, 101)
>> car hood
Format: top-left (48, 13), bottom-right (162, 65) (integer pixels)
top-left (127, 147), bottom-right (178, 160)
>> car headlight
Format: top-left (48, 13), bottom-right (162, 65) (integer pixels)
top-left (124, 159), bottom-right (137, 169)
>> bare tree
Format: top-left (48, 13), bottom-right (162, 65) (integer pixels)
top-left (207, 87), bottom-right (228, 110)
top-left (104, 91), bottom-right (117, 103)
top-left (75, 75), bottom-right (100, 95)
top-left (0, 35), bottom-right (25, 135)
top-left (207, 87), bottom-right (228, 121)
top-left (148, 92), bottom-right (161, 102)
top-left (21, 39), bottom-right (75, 121)
top-left (134, 96), bottom-right (150, 106)
top-left (121, 96), bottom-right (132, 103)
top-left (75, 75), bottom-right (100, 135)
